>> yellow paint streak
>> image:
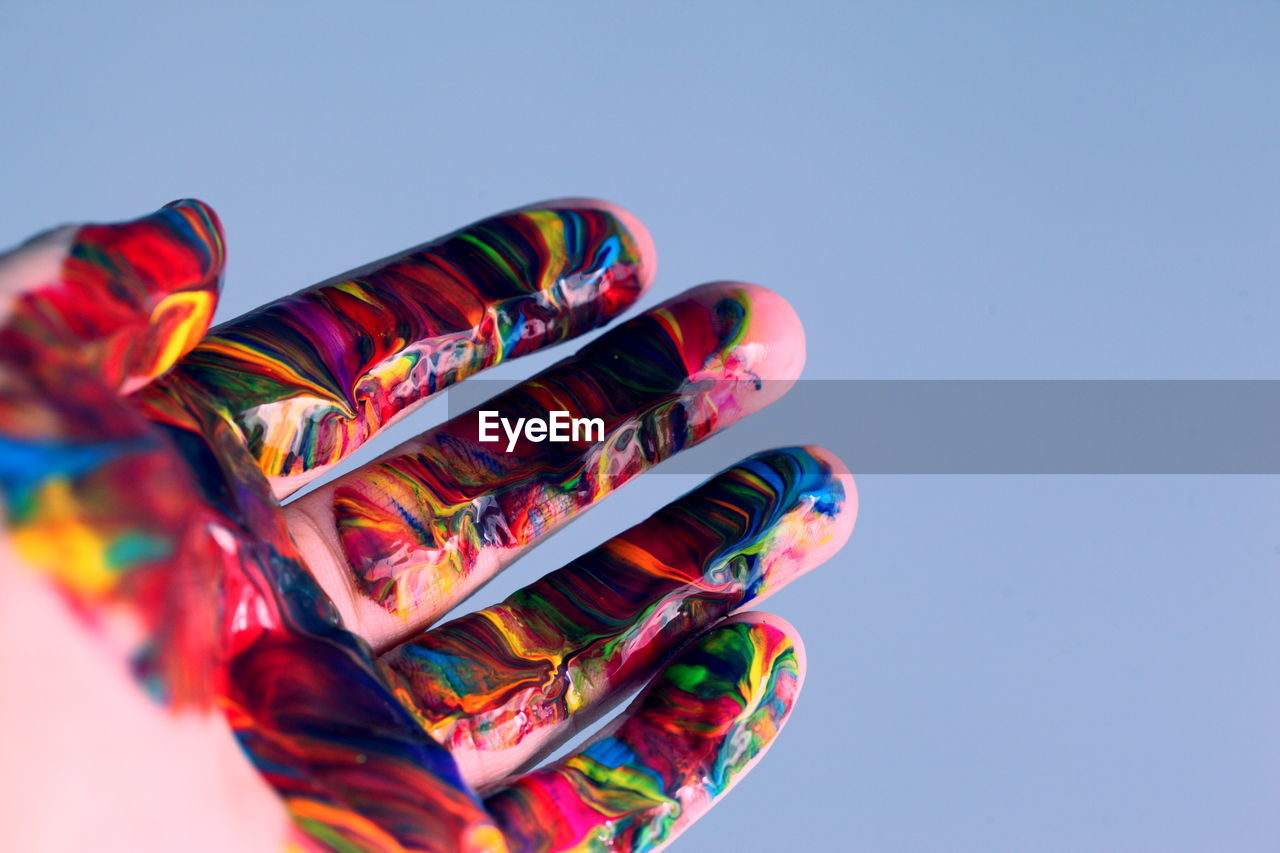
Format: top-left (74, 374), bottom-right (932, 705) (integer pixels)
top-left (12, 479), bottom-right (115, 596)
top-left (523, 210), bottom-right (565, 295)
top-left (143, 289), bottom-right (215, 379)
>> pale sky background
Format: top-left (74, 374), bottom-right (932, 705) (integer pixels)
top-left (3, 2), bottom-right (1278, 850)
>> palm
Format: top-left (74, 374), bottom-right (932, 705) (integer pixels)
top-left (1, 199), bottom-right (855, 852)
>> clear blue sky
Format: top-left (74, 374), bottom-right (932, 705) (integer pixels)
top-left (4, 2), bottom-right (1277, 849)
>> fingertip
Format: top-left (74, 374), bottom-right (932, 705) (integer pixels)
top-left (732, 282), bottom-right (807, 372)
top-left (721, 610), bottom-right (808, 687)
top-left (651, 282), bottom-right (806, 430)
top-left (1, 200), bottom-right (226, 393)
top-left (161, 198), bottom-right (226, 284)
top-left (681, 281), bottom-right (807, 381)
top-left (712, 446), bottom-right (855, 607)
top-left (115, 200), bottom-right (225, 390)
top-left (608, 202), bottom-right (657, 294)
top-left (797, 444), bottom-right (858, 562)
top-left (517, 197), bottom-right (657, 295)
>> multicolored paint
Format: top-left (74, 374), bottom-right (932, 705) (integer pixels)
top-left (380, 447), bottom-right (847, 780)
top-left (166, 205), bottom-right (649, 488)
top-left (330, 284), bottom-right (795, 620)
top-left (486, 618), bottom-right (802, 853)
top-left (0, 199), bottom-right (851, 853)
top-left (0, 199), bottom-right (222, 392)
top-left (0, 200), bottom-right (226, 702)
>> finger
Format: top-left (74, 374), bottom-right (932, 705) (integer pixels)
top-left (485, 612), bottom-right (805, 853)
top-left (0, 200), bottom-right (223, 393)
top-left (287, 282), bottom-right (808, 649)
top-left (377, 446), bottom-right (854, 788)
top-left (156, 199), bottom-right (655, 497)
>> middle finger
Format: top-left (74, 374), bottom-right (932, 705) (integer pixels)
top-left (287, 282), bottom-right (806, 650)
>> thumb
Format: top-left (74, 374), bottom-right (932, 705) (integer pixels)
top-left (0, 199), bottom-right (224, 393)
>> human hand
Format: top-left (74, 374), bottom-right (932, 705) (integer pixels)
top-left (0, 199), bottom-right (856, 852)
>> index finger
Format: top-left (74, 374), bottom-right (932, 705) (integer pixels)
top-left (146, 199), bottom-right (655, 497)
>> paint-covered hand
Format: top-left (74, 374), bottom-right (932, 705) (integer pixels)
top-left (0, 200), bottom-right (856, 852)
